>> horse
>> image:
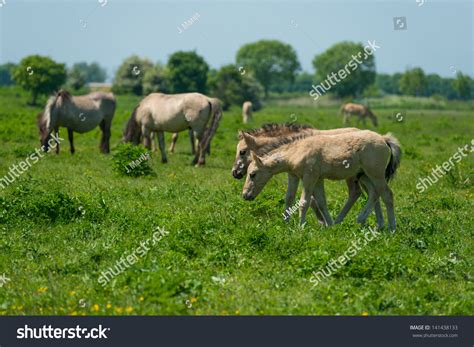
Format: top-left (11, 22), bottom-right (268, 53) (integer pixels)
top-left (340, 103), bottom-right (378, 127)
top-left (37, 90), bottom-right (116, 154)
top-left (241, 130), bottom-right (401, 231)
top-left (123, 92), bottom-right (222, 166)
top-left (232, 124), bottom-right (385, 227)
top-left (242, 101), bottom-right (253, 124)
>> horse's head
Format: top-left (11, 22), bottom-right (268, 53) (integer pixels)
top-left (368, 108), bottom-right (378, 126)
top-left (123, 106), bottom-right (142, 145)
top-left (232, 131), bottom-right (260, 179)
top-left (242, 151), bottom-right (274, 201)
top-left (38, 92), bottom-right (65, 151)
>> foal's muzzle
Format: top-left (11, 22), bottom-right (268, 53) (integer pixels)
top-left (242, 192), bottom-right (255, 201)
top-left (232, 170), bottom-right (244, 179)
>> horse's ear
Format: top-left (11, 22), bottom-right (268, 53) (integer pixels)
top-left (251, 151), bottom-right (264, 168)
top-left (242, 132), bottom-right (258, 151)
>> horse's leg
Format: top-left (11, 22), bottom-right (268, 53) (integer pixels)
top-left (99, 119), bottom-right (111, 153)
top-left (169, 133), bottom-right (178, 153)
top-left (55, 128), bottom-right (60, 154)
top-left (283, 174), bottom-right (299, 221)
top-left (67, 128), bottom-right (75, 155)
top-left (334, 177), bottom-right (362, 224)
top-left (356, 177), bottom-right (380, 226)
top-left (310, 195), bottom-right (326, 225)
top-left (312, 180), bottom-right (334, 226)
top-left (192, 129), bottom-right (206, 166)
top-left (157, 131), bottom-right (167, 163)
top-left (359, 175), bottom-right (384, 229)
top-left (373, 179), bottom-right (396, 231)
top-left (142, 126), bottom-right (152, 150)
top-left (189, 129), bottom-right (196, 155)
top-left (343, 112), bottom-right (349, 125)
top-left (298, 182), bottom-right (314, 226)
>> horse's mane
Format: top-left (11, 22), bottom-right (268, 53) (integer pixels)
top-left (123, 105), bottom-right (141, 143)
top-left (260, 131), bottom-right (313, 156)
top-left (239, 123), bottom-right (314, 139)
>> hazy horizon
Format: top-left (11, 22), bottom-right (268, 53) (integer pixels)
top-left (1, 0), bottom-right (472, 81)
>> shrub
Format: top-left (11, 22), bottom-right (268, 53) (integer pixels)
top-left (112, 143), bottom-right (154, 177)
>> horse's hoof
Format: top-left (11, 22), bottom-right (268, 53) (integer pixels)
top-left (161, 158), bottom-right (168, 164)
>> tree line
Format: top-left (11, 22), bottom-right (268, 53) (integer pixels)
top-left (0, 39), bottom-right (472, 106)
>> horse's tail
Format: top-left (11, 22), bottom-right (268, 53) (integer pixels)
top-left (123, 105), bottom-right (141, 144)
top-left (200, 98), bottom-right (223, 151)
top-left (384, 133), bottom-right (401, 182)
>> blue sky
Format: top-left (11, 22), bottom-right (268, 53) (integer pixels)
top-left (0, 0), bottom-right (472, 80)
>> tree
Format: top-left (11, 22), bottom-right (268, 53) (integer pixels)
top-left (86, 62), bottom-right (107, 82)
top-left (285, 72), bottom-right (316, 93)
top-left (67, 65), bottom-right (87, 90)
top-left (312, 41), bottom-right (376, 98)
top-left (375, 73), bottom-right (401, 95)
top-left (112, 55), bottom-right (153, 95)
top-left (167, 51), bottom-right (209, 93)
top-left (236, 40), bottom-right (300, 97)
top-left (12, 55), bottom-right (66, 105)
top-left (208, 64), bottom-right (263, 110)
top-left (0, 63), bottom-right (16, 86)
top-left (452, 72), bottom-right (472, 100)
top-left (143, 64), bottom-right (169, 95)
top-left (399, 67), bottom-right (427, 96)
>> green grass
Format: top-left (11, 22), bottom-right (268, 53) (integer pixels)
top-left (0, 88), bottom-right (472, 315)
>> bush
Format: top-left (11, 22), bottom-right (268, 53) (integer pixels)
top-left (112, 143), bottom-right (155, 177)
top-left (112, 56), bottom-right (153, 95)
top-left (143, 64), bottom-right (169, 94)
top-left (208, 64), bottom-right (263, 110)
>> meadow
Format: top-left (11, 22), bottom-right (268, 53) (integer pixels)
top-left (0, 87), bottom-right (472, 315)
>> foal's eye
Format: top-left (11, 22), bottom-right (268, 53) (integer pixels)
top-left (239, 150), bottom-right (246, 156)
top-left (249, 173), bottom-right (256, 179)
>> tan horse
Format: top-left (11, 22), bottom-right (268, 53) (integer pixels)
top-left (242, 101), bottom-right (253, 124)
top-left (37, 90), bottom-right (116, 154)
top-left (241, 130), bottom-right (401, 231)
top-left (232, 124), bottom-right (385, 227)
top-left (340, 103), bottom-right (378, 127)
top-left (123, 93), bottom-right (222, 166)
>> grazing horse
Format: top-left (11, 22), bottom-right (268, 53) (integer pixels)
top-left (241, 130), bottom-right (401, 231)
top-left (242, 101), bottom-right (253, 124)
top-left (232, 124), bottom-right (385, 227)
top-left (340, 103), bottom-right (378, 127)
top-left (123, 92), bottom-right (222, 166)
top-left (37, 90), bottom-right (116, 154)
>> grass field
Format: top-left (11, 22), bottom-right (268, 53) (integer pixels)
top-left (0, 88), bottom-right (472, 315)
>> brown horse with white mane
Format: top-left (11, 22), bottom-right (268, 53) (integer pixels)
top-left (37, 90), bottom-right (116, 154)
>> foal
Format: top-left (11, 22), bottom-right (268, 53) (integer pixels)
top-left (242, 130), bottom-right (401, 231)
top-left (233, 124), bottom-right (385, 227)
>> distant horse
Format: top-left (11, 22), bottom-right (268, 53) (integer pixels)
top-left (242, 101), bottom-right (253, 124)
top-left (37, 90), bottom-right (116, 154)
top-left (340, 103), bottom-right (378, 127)
top-left (123, 93), bottom-right (222, 166)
